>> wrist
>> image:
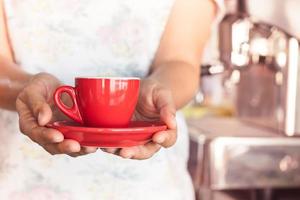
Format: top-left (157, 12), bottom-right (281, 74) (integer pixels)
top-left (142, 76), bottom-right (171, 91)
top-left (0, 69), bottom-right (33, 110)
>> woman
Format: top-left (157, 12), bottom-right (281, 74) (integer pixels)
top-left (0, 0), bottom-right (219, 199)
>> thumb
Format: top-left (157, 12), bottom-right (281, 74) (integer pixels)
top-left (155, 90), bottom-right (177, 129)
top-left (160, 105), bottom-right (177, 129)
top-left (25, 91), bottom-right (53, 126)
top-left (37, 103), bottom-right (53, 126)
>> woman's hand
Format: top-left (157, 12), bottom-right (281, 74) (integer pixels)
top-left (104, 78), bottom-right (177, 160)
top-left (16, 73), bottom-right (98, 157)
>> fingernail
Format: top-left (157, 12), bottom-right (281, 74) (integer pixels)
top-left (106, 148), bottom-right (118, 154)
top-left (53, 134), bottom-right (63, 143)
top-left (38, 113), bottom-right (43, 125)
top-left (68, 144), bottom-right (80, 153)
top-left (156, 134), bottom-right (166, 144)
top-left (123, 151), bottom-right (133, 159)
top-left (170, 117), bottom-right (177, 128)
top-left (83, 147), bottom-right (97, 153)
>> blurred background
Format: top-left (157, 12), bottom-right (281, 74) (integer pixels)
top-left (1, 0), bottom-right (300, 199)
top-left (185, 0), bottom-right (300, 199)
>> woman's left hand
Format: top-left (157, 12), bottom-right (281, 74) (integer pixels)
top-left (103, 78), bottom-right (177, 160)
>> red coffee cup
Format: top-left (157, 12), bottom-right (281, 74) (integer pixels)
top-left (54, 77), bottom-right (140, 127)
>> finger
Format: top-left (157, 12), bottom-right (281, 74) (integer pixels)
top-left (31, 127), bottom-right (64, 144)
top-left (119, 142), bottom-right (161, 160)
top-left (44, 140), bottom-right (81, 155)
top-left (100, 148), bottom-right (119, 154)
top-left (58, 140), bottom-right (81, 154)
top-left (81, 146), bottom-right (98, 154)
top-left (17, 101), bottom-right (38, 135)
top-left (152, 130), bottom-right (177, 148)
top-left (160, 105), bottom-right (177, 129)
top-left (154, 90), bottom-right (177, 129)
top-left (24, 90), bottom-right (53, 126)
top-left (66, 147), bottom-right (98, 157)
top-left (45, 144), bottom-right (97, 157)
top-left (37, 103), bottom-right (53, 126)
top-left (17, 100), bottom-right (64, 144)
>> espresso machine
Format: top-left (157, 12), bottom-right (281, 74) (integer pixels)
top-left (219, 0), bottom-right (300, 137)
top-left (187, 0), bottom-right (300, 199)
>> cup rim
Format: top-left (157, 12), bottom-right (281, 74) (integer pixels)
top-left (75, 77), bottom-right (140, 80)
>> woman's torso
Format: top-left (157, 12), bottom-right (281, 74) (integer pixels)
top-left (6, 0), bottom-right (172, 83)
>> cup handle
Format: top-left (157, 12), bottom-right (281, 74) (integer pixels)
top-left (54, 86), bottom-right (83, 124)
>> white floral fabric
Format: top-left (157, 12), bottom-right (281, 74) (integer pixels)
top-left (0, 1), bottom-right (195, 200)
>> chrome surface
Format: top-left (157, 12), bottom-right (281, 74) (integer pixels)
top-left (219, 1), bottom-right (300, 136)
top-left (188, 117), bottom-right (300, 190)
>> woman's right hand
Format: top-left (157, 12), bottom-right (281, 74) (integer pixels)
top-left (16, 72), bottom-right (98, 157)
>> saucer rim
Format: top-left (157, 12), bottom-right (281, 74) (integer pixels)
top-left (46, 120), bottom-right (167, 132)
top-left (75, 77), bottom-right (140, 80)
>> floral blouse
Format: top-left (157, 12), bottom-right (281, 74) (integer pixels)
top-left (0, 1), bottom-right (195, 200)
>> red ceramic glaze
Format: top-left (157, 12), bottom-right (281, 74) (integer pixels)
top-left (54, 77), bottom-right (140, 127)
top-left (46, 121), bottom-right (167, 147)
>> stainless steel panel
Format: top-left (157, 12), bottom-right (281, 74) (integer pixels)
top-left (210, 137), bottom-right (300, 189)
top-left (187, 117), bottom-right (300, 190)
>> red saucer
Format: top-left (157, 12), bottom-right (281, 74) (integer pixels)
top-left (46, 121), bottom-right (167, 147)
